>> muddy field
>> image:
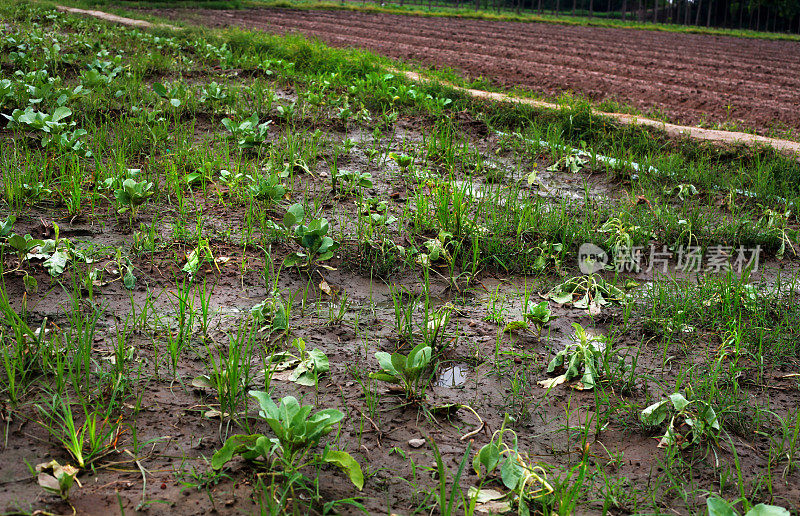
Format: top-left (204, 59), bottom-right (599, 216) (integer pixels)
top-left (4, 4), bottom-right (800, 516)
top-left (149, 7), bottom-right (800, 135)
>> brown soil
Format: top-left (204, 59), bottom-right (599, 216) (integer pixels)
top-left (151, 7), bottom-right (800, 136)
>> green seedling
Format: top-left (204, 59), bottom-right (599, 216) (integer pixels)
top-left (388, 152), bottom-right (414, 171)
top-left (332, 169), bottom-right (373, 195)
top-left (538, 323), bottom-right (605, 390)
top-left (524, 300), bottom-right (555, 335)
top-left (370, 341), bottom-right (431, 402)
top-left (152, 81), bottom-right (185, 107)
top-left (114, 178), bottom-right (154, 221)
top-left (544, 274), bottom-right (626, 315)
top-left (218, 169), bottom-right (245, 190)
top-left (199, 81), bottom-right (228, 104)
top-left (221, 114), bottom-right (271, 149)
top-left (640, 391), bottom-right (721, 448)
top-left (250, 295), bottom-right (288, 334)
top-left (212, 392), bottom-right (363, 489)
top-left (547, 151), bottom-right (587, 173)
top-left (528, 240), bottom-right (564, 273)
top-left (277, 203), bottom-right (339, 268)
top-left (247, 173), bottom-right (286, 202)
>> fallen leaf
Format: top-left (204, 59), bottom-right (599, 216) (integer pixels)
top-left (467, 487), bottom-right (505, 503)
top-left (319, 279), bottom-right (333, 296)
top-left (538, 374), bottom-right (568, 389)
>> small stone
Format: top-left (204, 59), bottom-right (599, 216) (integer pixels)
top-left (408, 438), bottom-right (426, 448)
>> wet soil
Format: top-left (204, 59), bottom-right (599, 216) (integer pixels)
top-left (3, 110), bottom-right (800, 514)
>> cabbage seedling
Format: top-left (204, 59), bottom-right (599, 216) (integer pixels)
top-left (114, 178), bottom-right (154, 223)
top-left (211, 392), bottom-right (363, 489)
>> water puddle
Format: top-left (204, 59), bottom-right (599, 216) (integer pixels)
top-left (434, 363), bottom-right (469, 387)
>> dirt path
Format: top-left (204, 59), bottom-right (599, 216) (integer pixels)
top-left (402, 70), bottom-right (800, 157)
top-left (56, 5), bottom-right (800, 158)
top-left (55, 5), bottom-right (178, 29)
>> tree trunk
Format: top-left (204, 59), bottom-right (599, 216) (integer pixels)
top-left (538, 0), bottom-right (542, 13)
top-left (621, 0), bottom-right (627, 20)
top-left (589, 0), bottom-right (594, 17)
top-left (572, 0), bottom-right (577, 15)
top-left (756, 6), bottom-right (761, 30)
top-left (706, 0), bottom-right (712, 26)
top-left (694, 0), bottom-right (702, 25)
top-left (737, 1), bottom-right (743, 28)
top-left (555, 0), bottom-right (560, 16)
top-left (652, 0), bottom-right (658, 23)
top-left (684, 0), bottom-right (690, 24)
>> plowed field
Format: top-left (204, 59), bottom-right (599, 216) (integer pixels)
top-left (154, 7), bottom-right (800, 134)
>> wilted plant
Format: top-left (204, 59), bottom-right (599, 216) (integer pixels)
top-left (268, 337), bottom-right (330, 386)
top-left (36, 460), bottom-right (81, 501)
top-left (538, 323), bottom-right (605, 390)
top-left (640, 391), bottom-right (721, 448)
top-left (544, 275), bottom-right (625, 315)
top-left (473, 419), bottom-right (553, 514)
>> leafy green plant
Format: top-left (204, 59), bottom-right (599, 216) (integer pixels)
top-left (153, 81), bottom-right (185, 107)
top-left (706, 496), bottom-right (789, 516)
top-left (547, 151), bottom-right (587, 173)
top-left (247, 172), bottom-right (286, 202)
top-left (370, 341), bottom-right (432, 402)
top-left (538, 323), bottom-right (605, 390)
top-left (277, 204), bottom-right (339, 268)
top-left (212, 392), bottom-right (363, 489)
top-left (524, 300), bottom-right (555, 335)
top-left (221, 114), bottom-right (271, 149)
top-left (332, 169), bottom-right (373, 195)
top-left (114, 178), bottom-right (154, 221)
top-left (388, 152), bottom-right (414, 171)
top-left (4, 106), bottom-right (73, 133)
top-left (640, 391), bottom-right (721, 448)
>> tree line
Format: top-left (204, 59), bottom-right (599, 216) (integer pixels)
top-left (399, 0), bottom-right (800, 33)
